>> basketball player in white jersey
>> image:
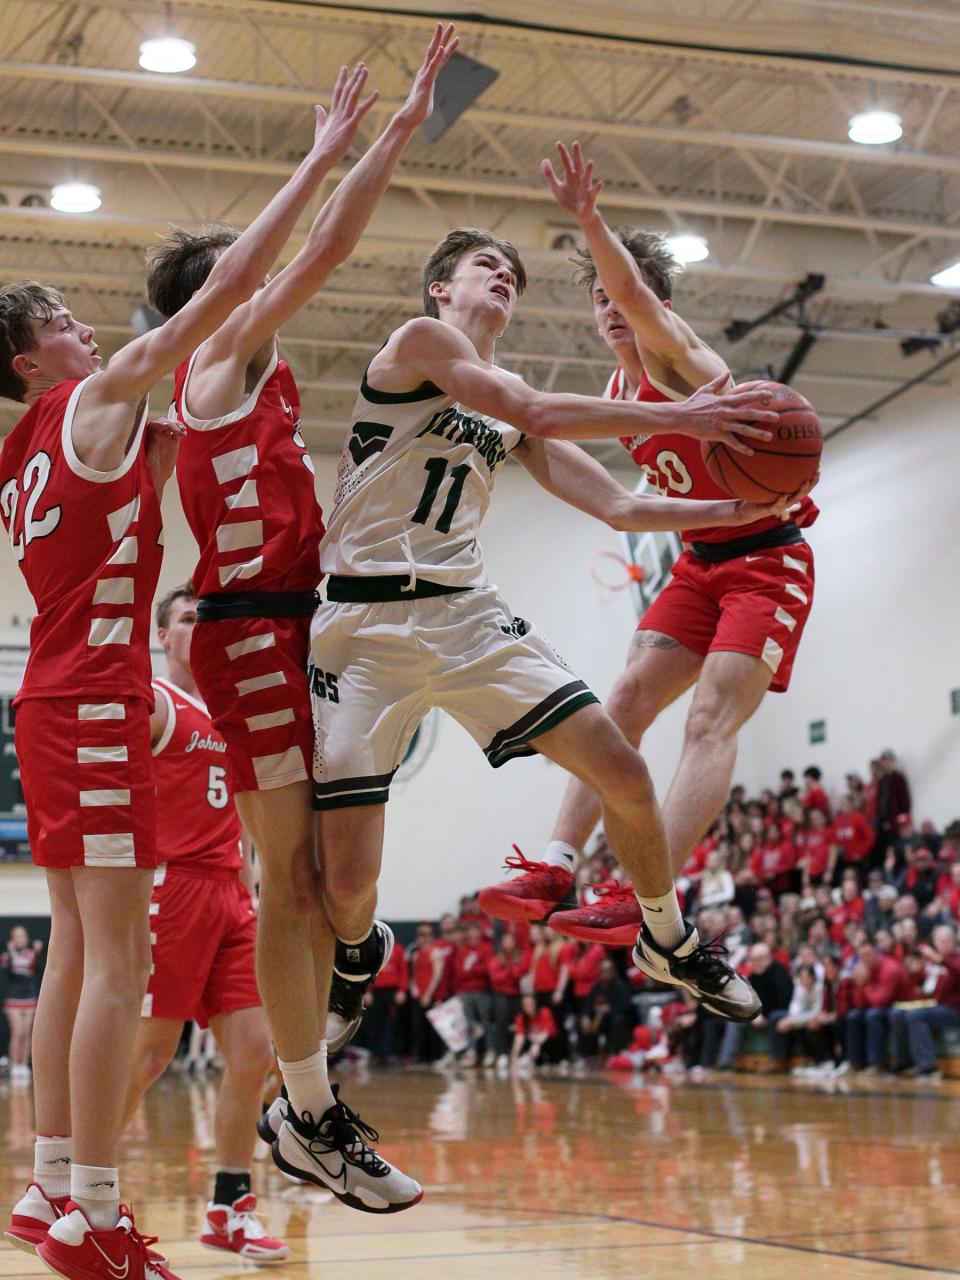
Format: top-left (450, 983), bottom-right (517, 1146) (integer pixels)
top-left (483, 141), bottom-right (819, 948)
top-left (272, 228), bottom-right (784, 1190)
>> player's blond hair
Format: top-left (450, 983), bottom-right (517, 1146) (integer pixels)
top-left (422, 229), bottom-right (527, 318)
top-left (573, 228), bottom-right (678, 301)
top-left (0, 282), bottom-right (66, 403)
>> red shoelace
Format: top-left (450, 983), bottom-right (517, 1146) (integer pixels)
top-left (502, 844), bottom-right (550, 875)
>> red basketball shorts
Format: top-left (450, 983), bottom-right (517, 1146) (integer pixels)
top-left (638, 541), bottom-right (815, 693)
top-left (191, 615), bottom-right (313, 794)
top-left (15, 696), bottom-right (158, 869)
top-left (142, 866), bottom-right (260, 1026)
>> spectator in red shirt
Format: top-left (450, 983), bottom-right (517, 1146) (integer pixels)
top-left (932, 862), bottom-right (960, 921)
top-left (488, 932), bottom-right (530, 1064)
top-left (407, 922), bottom-right (448, 1063)
top-left (750, 823), bottom-right (797, 897)
top-left (801, 766), bottom-right (832, 820)
top-left (511, 994), bottom-right (559, 1071)
top-left (529, 927), bottom-right (577, 1062)
top-left (834, 795), bottom-right (874, 882)
top-left (367, 935), bottom-right (408, 1063)
top-left (798, 809), bottom-right (837, 888)
top-left (829, 878), bottom-right (865, 944)
top-left (454, 923), bottom-right (496, 1066)
top-left (843, 942), bottom-right (916, 1072)
top-left (897, 924), bottom-right (960, 1077)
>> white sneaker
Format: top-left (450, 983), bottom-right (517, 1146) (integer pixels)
top-left (482, 1050), bottom-right (496, 1068)
top-left (4, 1182), bottom-right (70, 1252)
top-left (200, 1194), bottom-right (290, 1262)
top-left (633, 923), bottom-right (761, 1023)
top-left (272, 1086), bottom-right (422, 1214)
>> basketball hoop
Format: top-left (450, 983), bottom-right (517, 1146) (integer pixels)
top-left (589, 550), bottom-right (645, 592)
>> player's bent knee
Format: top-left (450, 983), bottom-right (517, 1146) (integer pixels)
top-left (683, 700), bottom-right (730, 750)
top-left (324, 860), bottom-right (378, 913)
top-left (606, 671), bottom-right (662, 741)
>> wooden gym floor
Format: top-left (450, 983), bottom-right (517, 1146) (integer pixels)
top-left (2, 1066), bottom-right (959, 1278)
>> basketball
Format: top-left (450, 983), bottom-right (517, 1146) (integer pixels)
top-left (701, 380), bottom-right (823, 502)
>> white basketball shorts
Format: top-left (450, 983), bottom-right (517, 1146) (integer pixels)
top-left (309, 585), bottom-right (598, 810)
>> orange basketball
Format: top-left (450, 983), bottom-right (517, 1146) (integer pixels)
top-left (701, 380), bottom-right (822, 502)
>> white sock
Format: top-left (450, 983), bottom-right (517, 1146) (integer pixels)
top-left (635, 887), bottom-right (686, 950)
top-left (34, 1136), bottom-right (71, 1199)
top-left (543, 840), bottom-right (577, 872)
top-left (70, 1165), bottom-right (120, 1230)
top-left (279, 1043), bottom-right (336, 1120)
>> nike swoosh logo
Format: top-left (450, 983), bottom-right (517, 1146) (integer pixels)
top-left (91, 1238), bottom-right (130, 1279)
top-left (290, 1131), bottom-right (348, 1191)
top-left (745, 555), bottom-right (763, 562)
top-left (644, 906), bottom-right (664, 912)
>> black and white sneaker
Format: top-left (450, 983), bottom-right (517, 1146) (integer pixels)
top-left (326, 922), bottom-right (394, 1053)
top-left (633, 922), bottom-right (761, 1023)
top-left (271, 1085), bottom-right (422, 1214)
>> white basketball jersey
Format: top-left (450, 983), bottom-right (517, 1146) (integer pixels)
top-left (320, 366), bottom-right (525, 589)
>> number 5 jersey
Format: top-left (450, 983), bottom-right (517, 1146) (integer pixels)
top-left (321, 368), bottom-right (526, 589)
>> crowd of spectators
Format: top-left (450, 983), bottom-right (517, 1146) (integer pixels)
top-left (360, 749), bottom-right (960, 1084)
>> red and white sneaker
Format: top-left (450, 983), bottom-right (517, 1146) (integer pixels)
top-left (36, 1203), bottom-right (181, 1280)
top-left (478, 846), bottom-right (576, 923)
top-left (4, 1182), bottom-right (70, 1252)
top-left (200, 1194), bottom-right (290, 1263)
top-left (550, 881), bottom-right (643, 946)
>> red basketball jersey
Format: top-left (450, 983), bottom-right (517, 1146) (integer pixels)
top-left (0, 377), bottom-right (162, 703)
top-left (609, 366), bottom-right (818, 544)
top-left (151, 677), bottom-right (243, 873)
top-left (172, 350), bottom-right (324, 596)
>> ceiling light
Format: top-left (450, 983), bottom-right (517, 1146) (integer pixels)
top-left (50, 182), bottom-right (101, 213)
top-left (666, 234), bottom-right (709, 264)
top-left (931, 261), bottom-right (960, 290)
top-left (139, 36), bottom-right (196, 74)
top-left (848, 110), bottom-right (902, 145)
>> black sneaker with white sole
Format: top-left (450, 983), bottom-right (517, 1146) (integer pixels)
top-left (271, 1085), bottom-right (422, 1214)
top-left (326, 921), bottom-right (394, 1053)
top-left (633, 922), bottom-right (761, 1023)
top-left (257, 1088), bottom-right (288, 1146)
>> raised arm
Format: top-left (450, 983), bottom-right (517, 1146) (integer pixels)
top-left (74, 64), bottom-right (378, 466)
top-left (371, 317), bottom-right (776, 448)
top-left (189, 25), bottom-right (459, 417)
top-left (514, 437), bottom-right (795, 530)
top-left (543, 141), bottom-right (728, 389)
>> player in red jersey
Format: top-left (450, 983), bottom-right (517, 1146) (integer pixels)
top-left (0, 71), bottom-right (379, 1280)
top-left (120, 585), bottom-right (287, 1263)
top-left (145, 28), bottom-right (459, 1215)
top-left (480, 140), bottom-right (818, 960)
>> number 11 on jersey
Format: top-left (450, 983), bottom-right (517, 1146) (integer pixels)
top-left (412, 457), bottom-right (470, 534)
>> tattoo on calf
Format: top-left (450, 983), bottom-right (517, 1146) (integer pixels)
top-left (632, 632), bottom-right (681, 650)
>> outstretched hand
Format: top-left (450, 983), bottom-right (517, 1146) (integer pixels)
top-left (395, 23), bottom-right (460, 129)
top-left (145, 417), bottom-right (185, 492)
top-left (542, 141), bottom-right (603, 222)
top-left (310, 62), bottom-right (380, 167)
top-left (679, 373), bottom-right (777, 455)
